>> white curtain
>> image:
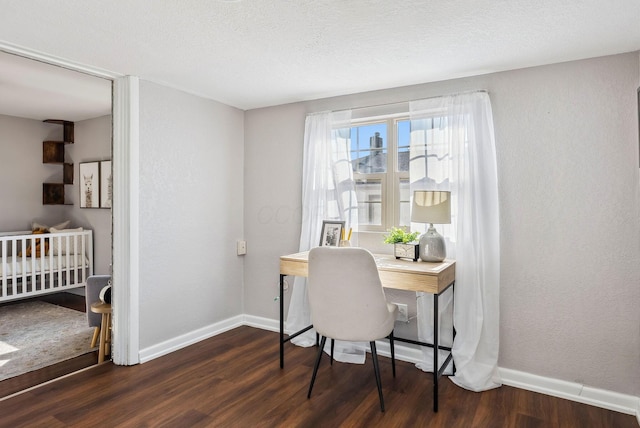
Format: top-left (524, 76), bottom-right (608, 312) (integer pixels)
top-left (287, 110), bottom-right (368, 363)
top-left (410, 91), bottom-right (501, 391)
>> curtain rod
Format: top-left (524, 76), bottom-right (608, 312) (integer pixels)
top-left (331, 89), bottom-right (488, 115)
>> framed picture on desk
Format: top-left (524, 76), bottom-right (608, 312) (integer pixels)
top-left (319, 220), bottom-right (344, 247)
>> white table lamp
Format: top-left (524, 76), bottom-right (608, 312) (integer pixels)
top-left (411, 190), bottom-right (451, 262)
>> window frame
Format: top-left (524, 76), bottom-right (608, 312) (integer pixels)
top-left (350, 114), bottom-right (410, 233)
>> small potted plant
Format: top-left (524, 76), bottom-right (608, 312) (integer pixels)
top-left (383, 227), bottom-right (420, 261)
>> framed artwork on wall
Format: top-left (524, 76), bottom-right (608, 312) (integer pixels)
top-left (79, 161), bottom-right (100, 208)
top-left (319, 220), bottom-right (345, 247)
top-left (100, 160), bottom-right (112, 208)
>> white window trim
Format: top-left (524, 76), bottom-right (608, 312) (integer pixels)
top-left (351, 114), bottom-right (410, 233)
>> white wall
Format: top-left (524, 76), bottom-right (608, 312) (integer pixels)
top-left (493, 54), bottom-right (639, 397)
top-left (243, 52), bottom-right (640, 396)
top-left (0, 114), bottom-right (112, 275)
top-left (0, 115), bottom-right (69, 231)
top-left (243, 103), bottom-right (306, 317)
top-left (137, 81), bottom-right (245, 349)
top-left (68, 115), bottom-right (112, 275)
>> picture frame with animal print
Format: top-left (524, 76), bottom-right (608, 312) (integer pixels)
top-left (100, 160), bottom-right (112, 208)
top-left (79, 161), bottom-right (100, 208)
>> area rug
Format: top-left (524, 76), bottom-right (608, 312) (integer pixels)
top-left (0, 300), bottom-right (96, 382)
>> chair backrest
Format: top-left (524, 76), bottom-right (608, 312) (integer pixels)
top-left (308, 246), bottom-right (395, 342)
top-left (86, 275), bottom-right (111, 327)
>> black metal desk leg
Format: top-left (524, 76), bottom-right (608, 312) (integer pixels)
top-left (433, 293), bottom-right (439, 412)
top-left (280, 274), bottom-right (285, 369)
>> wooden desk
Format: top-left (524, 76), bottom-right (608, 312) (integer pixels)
top-left (279, 251), bottom-right (456, 412)
top-left (90, 301), bottom-right (112, 363)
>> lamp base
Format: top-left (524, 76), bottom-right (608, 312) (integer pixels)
top-left (419, 224), bottom-right (446, 262)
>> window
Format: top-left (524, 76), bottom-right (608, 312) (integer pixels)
top-left (350, 117), bottom-right (410, 232)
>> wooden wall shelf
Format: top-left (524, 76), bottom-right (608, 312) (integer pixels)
top-left (42, 183), bottom-right (68, 205)
top-left (42, 119), bottom-right (74, 205)
top-left (43, 141), bottom-right (67, 163)
top-left (43, 119), bottom-right (74, 143)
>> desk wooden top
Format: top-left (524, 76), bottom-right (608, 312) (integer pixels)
top-left (280, 251), bottom-right (455, 294)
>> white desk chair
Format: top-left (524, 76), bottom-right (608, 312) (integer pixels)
top-left (307, 246), bottom-right (398, 412)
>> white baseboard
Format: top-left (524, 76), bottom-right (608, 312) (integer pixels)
top-left (138, 314), bottom-right (425, 364)
top-left (139, 314), bottom-right (278, 362)
top-left (138, 315), bottom-right (640, 421)
top-left (498, 367), bottom-right (640, 417)
top-left (242, 314), bottom-right (279, 333)
top-left (138, 315), bottom-right (243, 363)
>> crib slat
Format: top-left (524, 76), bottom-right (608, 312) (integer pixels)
top-left (49, 233), bottom-right (57, 292)
top-left (80, 234), bottom-right (86, 282)
top-left (56, 235), bottom-right (64, 289)
top-left (63, 234), bottom-right (70, 287)
top-left (85, 231), bottom-right (93, 281)
top-left (11, 239), bottom-right (18, 297)
top-left (30, 234), bottom-right (37, 291)
top-left (1, 239), bottom-right (6, 298)
top-left (37, 236), bottom-right (45, 291)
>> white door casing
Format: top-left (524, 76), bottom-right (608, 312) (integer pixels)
top-left (0, 41), bottom-right (140, 365)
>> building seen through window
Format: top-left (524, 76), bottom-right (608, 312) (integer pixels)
top-left (349, 119), bottom-right (410, 231)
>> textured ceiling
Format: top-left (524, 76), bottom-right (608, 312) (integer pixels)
top-left (0, 0), bottom-right (639, 119)
top-left (0, 52), bottom-right (112, 121)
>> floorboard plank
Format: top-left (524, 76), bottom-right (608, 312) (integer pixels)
top-left (0, 326), bottom-right (636, 427)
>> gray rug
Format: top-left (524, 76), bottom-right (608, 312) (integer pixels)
top-left (0, 300), bottom-right (96, 381)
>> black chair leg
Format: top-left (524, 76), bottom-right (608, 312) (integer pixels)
top-left (308, 336), bottom-right (327, 399)
top-left (389, 331), bottom-right (396, 378)
top-left (330, 338), bottom-right (334, 365)
top-left (370, 341), bottom-right (385, 412)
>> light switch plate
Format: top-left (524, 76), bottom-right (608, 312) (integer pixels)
top-left (237, 240), bottom-right (247, 255)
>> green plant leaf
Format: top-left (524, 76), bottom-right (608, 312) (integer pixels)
top-left (383, 227), bottom-right (420, 244)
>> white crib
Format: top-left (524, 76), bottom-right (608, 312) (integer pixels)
top-left (0, 229), bottom-right (93, 303)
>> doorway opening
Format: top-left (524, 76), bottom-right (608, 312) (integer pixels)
top-left (0, 50), bottom-right (113, 397)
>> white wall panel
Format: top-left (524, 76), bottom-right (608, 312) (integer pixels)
top-left (138, 81), bottom-right (244, 349)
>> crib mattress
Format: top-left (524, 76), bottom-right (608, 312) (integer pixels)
top-left (0, 255), bottom-right (89, 279)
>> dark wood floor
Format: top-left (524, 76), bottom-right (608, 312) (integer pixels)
top-left (0, 291), bottom-right (87, 312)
top-left (0, 326), bottom-right (636, 427)
top-left (0, 293), bottom-right (98, 399)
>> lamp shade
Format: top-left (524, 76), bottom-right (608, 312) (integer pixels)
top-left (411, 191), bottom-right (451, 225)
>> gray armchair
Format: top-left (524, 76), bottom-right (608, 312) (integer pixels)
top-left (86, 275), bottom-right (111, 347)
